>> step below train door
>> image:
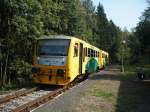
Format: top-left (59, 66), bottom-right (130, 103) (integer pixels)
top-left (79, 43), bottom-right (83, 74)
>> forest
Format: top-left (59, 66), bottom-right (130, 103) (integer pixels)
top-left (0, 0), bottom-right (150, 87)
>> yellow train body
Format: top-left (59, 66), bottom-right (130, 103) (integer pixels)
top-left (32, 35), bottom-right (109, 85)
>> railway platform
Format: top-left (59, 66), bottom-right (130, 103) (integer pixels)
top-left (33, 66), bottom-right (150, 112)
top-left (32, 71), bottom-right (106, 112)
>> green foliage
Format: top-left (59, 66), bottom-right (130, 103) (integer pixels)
top-left (128, 33), bottom-right (141, 64)
top-left (0, 0), bottom-right (123, 87)
top-left (9, 59), bottom-right (32, 78)
top-left (134, 1), bottom-right (150, 64)
top-left (61, 0), bottom-right (85, 36)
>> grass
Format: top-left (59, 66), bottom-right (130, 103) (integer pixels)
top-left (124, 65), bottom-right (137, 72)
top-left (77, 65), bottom-right (150, 112)
top-left (123, 64), bottom-right (150, 80)
top-left (0, 83), bottom-right (18, 95)
top-left (91, 89), bottom-right (116, 101)
top-left (124, 64), bottom-right (150, 72)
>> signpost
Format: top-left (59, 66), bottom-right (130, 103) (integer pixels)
top-left (121, 40), bottom-right (126, 72)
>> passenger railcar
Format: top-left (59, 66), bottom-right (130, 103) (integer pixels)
top-left (32, 35), bottom-right (109, 85)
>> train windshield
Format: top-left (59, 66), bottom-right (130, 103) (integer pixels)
top-left (37, 39), bottom-right (70, 56)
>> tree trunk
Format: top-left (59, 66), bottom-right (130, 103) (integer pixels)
top-left (0, 62), bottom-right (2, 86)
top-left (3, 52), bottom-right (9, 85)
top-left (0, 62), bottom-right (2, 80)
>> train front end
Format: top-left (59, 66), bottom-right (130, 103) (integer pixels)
top-left (32, 36), bottom-right (71, 85)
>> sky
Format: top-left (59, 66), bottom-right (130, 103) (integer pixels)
top-left (92, 0), bottom-right (148, 31)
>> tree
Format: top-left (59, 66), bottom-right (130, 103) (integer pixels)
top-left (61, 0), bottom-right (84, 36)
top-left (135, 1), bottom-right (150, 63)
top-left (96, 2), bottom-right (109, 50)
top-left (82, 0), bottom-right (96, 43)
top-left (96, 2), bottom-right (122, 63)
top-left (0, 0), bottom-right (124, 86)
top-left (40, 0), bottom-right (63, 34)
top-left (0, 0), bottom-right (44, 86)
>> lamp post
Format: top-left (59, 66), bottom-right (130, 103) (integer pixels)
top-left (121, 40), bottom-right (126, 73)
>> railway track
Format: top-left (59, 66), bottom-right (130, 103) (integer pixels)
top-left (0, 88), bottom-right (37, 104)
top-left (0, 78), bottom-right (85, 112)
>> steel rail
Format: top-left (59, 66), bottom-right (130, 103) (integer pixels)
top-left (0, 76), bottom-right (85, 112)
top-left (0, 87), bottom-right (37, 105)
top-left (12, 80), bottom-right (80, 112)
top-left (12, 88), bottom-right (63, 112)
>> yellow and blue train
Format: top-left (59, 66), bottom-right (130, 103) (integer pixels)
top-left (32, 35), bottom-right (109, 85)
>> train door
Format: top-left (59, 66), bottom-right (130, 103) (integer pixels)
top-left (79, 43), bottom-right (83, 74)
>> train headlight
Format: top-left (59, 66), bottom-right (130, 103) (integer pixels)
top-left (57, 69), bottom-right (65, 78)
top-left (57, 69), bottom-right (65, 74)
top-left (31, 67), bottom-right (40, 73)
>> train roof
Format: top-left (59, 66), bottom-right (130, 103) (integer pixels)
top-left (36, 35), bottom-right (108, 53)
top-left (101, 51), bottom-right (109, 55)
top-left (36, 35), bottom-right (72, 40)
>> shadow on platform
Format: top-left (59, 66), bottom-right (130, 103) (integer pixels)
top-left (88, 68), bottom-right (150, 112)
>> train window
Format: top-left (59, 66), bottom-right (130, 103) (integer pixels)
top-left (93, 50), bottom-right (95, 57)
top-left (98, 52), bottom-right (99, 57)
top-left (74, 43), bottom-right (78, 57)
top-left (88, 48), bottom-right (90, 57)
top-left (93, 50), bottom-right (94, 57)
top-left (95, 51), bottom-right (97, 57)
top-left (91, 49), bottom-right (93, 57)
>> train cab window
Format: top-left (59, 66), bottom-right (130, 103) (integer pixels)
top-left (98, 52), bottom-right (99, 57)
top-left (74, 43), bottom-right (78, 57)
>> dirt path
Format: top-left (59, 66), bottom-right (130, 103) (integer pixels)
top-left (34, 66), bottom-right (150, 112)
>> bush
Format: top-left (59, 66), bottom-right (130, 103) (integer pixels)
top-left (9, 59), bottom-right (32, 83)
